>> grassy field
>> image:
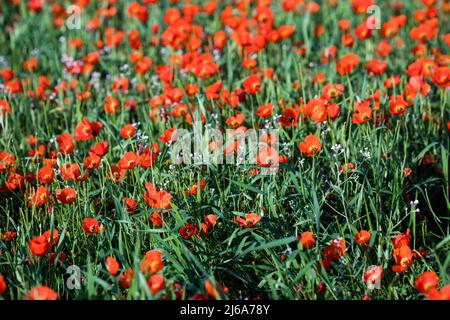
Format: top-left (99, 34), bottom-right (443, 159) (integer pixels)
top-left (0, 0), bottom-right (449, 300)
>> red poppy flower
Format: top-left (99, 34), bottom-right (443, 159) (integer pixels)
top-left (0, 99), bottom-right (11, 115)
top-left (28, 286), bottom-right (58, 300)
top-left (118, 268), bottom-right (134, 289)
top-left (139, 146), bottom-right (157, 169)
top-left (82, 218), bottom-right (103, 235)
top-left (180, 223), bottom-right (199, 238)
top-left (141, 250), bottom-right (164, 275)
top-left (1, 230), bottom-right (17, 242)
top-left (324, 238), bottom-right (346, 261)
top-left (147, 274), bottom-right (165, 295)
top-left (118, 151), bottom-right (140, 170)
top-left (299, 135), bottom-right (321, 157)
top-left (0, 274), bottom-right (6, 295)
top-left (60, 163), bottom-right (88, 181)
top-left (120, 124), bottom-right (136, 139)
top-left (336, 53), bottom-right (360, 75)
top-left (236, 213), bottom-right (261, 228)
top-left (28, 185), bottom-right (50, 208)
top-left (243, 75), bottom-right (262, 95)
top-left (393, 229), bottom-right (411, 248)
top-left (321, 84), bottom-right (344, 101)
top-left (365, 59), bottom-right (387, 75)
top-left (352, 101), bottom-right (372, 124)
top-left (57, 133), bottom-right (75, 155)
top-left (389, 95), bottom-right (410, 116)
top-left (83, 154), bottom-right (101, 170)
top-left (205, 279), bottom-right (228, 298)
top-left (205, 81), bottom-right (222, 100)
top-left (122, 197), bottom-right (137, 213)
top-left (38, 165), bottom-right (54, 184)
top-left (298, 231), bottom-right (315, 249)
top-left (109, 165), bottom-right (126, 183)
top-left (415, 271), bottom-right (439, 294)
top-left (392, 245), bottom-right (413, 273)
top-left (355, 230), bottom-right (371, 246)
top-left (89, 141), bottom-right (109, 157)
top-left (143, 183), bottom-right (172, 209)
top-left (278, 107), bottom-right (300, 127)
top-left (29, 229), bottom-right (58, 256)
top-left (106, 256), bottom-right (120, 276)
top-left (55, 187), bottom-right (77, 205)
top-left (104, 96), bottom-right (120, 114)
top-left (0, 151), bottom-right (15, 172)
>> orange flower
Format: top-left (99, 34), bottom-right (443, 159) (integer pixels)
top-left (336, 53), bottom-right (360, 75)
top-left (339, 163), bottom-right (357, 175)
top-left (55, 187), bottom-right (77, 205)
top-left (256, 103), bottom-right (274, 118)
top-left (28, 185), bottom-right (50, 208)
top-left (389, 95), bottom-right (410, 116)
top-left (28, 286), bottom-right (58, 300)
top-left (321, 84), bottom-right (344, 101)
top-left (185, 178), bottom-right (206, 196)
top-left (0, 99), bottom-right (11, 115)
top-left (403, 167), bottom-right (412, 177)
top-left (393, 229), bottom-right (411, 248)
top-left (74, 118), bottom-right (102, 141)
top-left (299, 135), bottom-right (321, 157)
top-left (60, 163), bottom-right (88, 181)
top-left (141, 250), bottom-right (164, 275)
top-left (122, 197), bottom-right (137, 213)
top-left (426, 285), bottom-right (450, 300)
top-left (243, 75), bottom-right (262, 95)
top-left (298, 231), bottom-right (315, 249)
top-left (90, 141), bottom-right (109, 157)
top-left (118, 268), bottom-right (134, 289)
top-left (143, 183), bottom-right (172, 209)
top-left (29, 235), bottom-right (50, 256)
top-left (355, 230), bottom-right (371, 246)
top-left (352, 101), bottom-right (372, 124)
top-left (120, 124), bottom-right (136, 139)
top-left (109, 165), bottom-right (125, 183)
top-left (118, 151), bottom-right (140, 170)
top-left (205, 81), bottom-right (222, 100)
top-left (104, 96), bottom-right (120, 114)
top-left (415, 271), bottom-right (439, 294)
top-left (324, 238), bottom-right (346, 261)
top-left (139, 146), bottom-right (157, 169)
top-left (0, 151), bottom-right (15, 172)
top-left (278, 107), bottom-right (300, 127)
top-left (147, 274), bottom-right (165, 295)
top-left (236, 212), bottom-right (261, 228)
top-left (57, 133), bottom-right (75, 155)
top-left (106, 256), bottom-right (120, 276)
top-left (392, 245), bottom-right (413, 273)
top-left (225, 113), bottom-right (245, 128)
top-left (38, 165), bottom-right (54, 184)
top-left (83, 154), bottom-right (101, 170)
top-left (82, 218), bottom-right (103, 235)
top-left (29, 229), bottom-right (58, 256)
top-left (278, 25), bottom-right (295, 39)
top-left (307, 99), bottom-right (327, 123)
top-left (365, 59), bottom-right (387, 75)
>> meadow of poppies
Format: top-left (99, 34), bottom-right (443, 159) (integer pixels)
top-left (0, 0), bottom-right (449, 301)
